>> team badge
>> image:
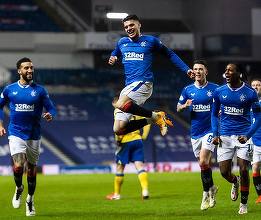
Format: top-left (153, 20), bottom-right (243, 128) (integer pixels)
top-left (31, 90), bottom-right (37, 97)
top-left (240, 94), bottom-right (246, 102)
top-left (140, 41), bottom-right (146, 47)
top-left (207, 90), bottom-right (212, 97)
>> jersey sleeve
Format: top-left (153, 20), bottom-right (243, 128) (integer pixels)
top-left (111, 41), bottom-right (121, 57)
top-left (153, 37), bottom-right (190, 74)
top-left (0, 87), bottom-right (9, 120)
top-left (178, 87), bottom-right (188, 105)
top-left (41, 88), bottom-right (56, 117)
top-left (245, 92), bottom-right (261, 138)
top-left (211, 89), bottom-right (220, 137)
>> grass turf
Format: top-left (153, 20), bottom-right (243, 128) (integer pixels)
top-left (0, 172), bottom-right (260, 219)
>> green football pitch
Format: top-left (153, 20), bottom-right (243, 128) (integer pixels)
top-left (0, 172), bottom-right (260, 220)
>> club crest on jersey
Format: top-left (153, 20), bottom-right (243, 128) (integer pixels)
top-left (240, 94), bottom-right (246, 102)
top-left (31, 90), bottom-right (37, 97)
top-left (207, 90), bottom-right (212, 97)
top-left (140, 41), bottom-right (146, 47)
top-left (124, 52), bottom-right (144, 61)
top-left (15, 104), bottom-right (34, 112)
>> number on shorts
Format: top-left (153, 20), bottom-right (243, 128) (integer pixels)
top-left (207, 135), bottom-right (213, 143)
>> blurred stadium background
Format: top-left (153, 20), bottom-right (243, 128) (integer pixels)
top-left (0, 0), bottom-right (261, 175)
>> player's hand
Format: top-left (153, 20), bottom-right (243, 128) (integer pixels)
top-left (108, 56), bottom-right (118, 65)
top-left (184, 99), bottom-right (193, 107)
top-left (43, 112), bottom-right (53, 122)
top-left (0, 126), bottom-right (6, 136)
top-left (187, 69), bottom-right (195, 79)
top-left (212, 136), bottom-right (220, 146)
top-left (238, 135), bottom-right (248, 144)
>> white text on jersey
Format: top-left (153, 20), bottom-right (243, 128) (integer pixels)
top-left (224, 106), bottom-right (244, 115)
top-left (15, 104), bottom-right (34, 112)
top-left (192, 104), bottom-right (210, 112)
top-left (124, 52), bottom-right (144, 61)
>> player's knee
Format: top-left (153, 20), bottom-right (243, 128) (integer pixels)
top-left (13, 166), bottom-right (24, 174)
top-left (199, 159), bottom-right (209, 168)
top-left (252, 164), bottom-right (260, 173)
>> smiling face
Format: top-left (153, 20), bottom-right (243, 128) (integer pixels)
top-left (123, 19), bottom-right (141, 40)
top-left (224, 63), bottom-right (241, 85)
top-left (193, 63), bottom-right (208, 85)
top-left (18, 61), bottom-right (34, 83)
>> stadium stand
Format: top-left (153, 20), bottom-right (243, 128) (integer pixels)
top-left (0, 0), bottom-right (61, 31)
top-left (39, 92), bottom-right (194, 165)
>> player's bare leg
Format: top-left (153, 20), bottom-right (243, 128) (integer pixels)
top-left (12, 153), bottom-right (26, 209)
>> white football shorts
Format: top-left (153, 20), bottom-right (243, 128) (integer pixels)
top-left (253, 145), bottom-right (261, 163)
top-left (8, 135), bottom-right (41, 165)
top-left (191, 133), bottom-right (215, 158)
top-left (115, 81), bottom-right (153, 122)
top-left (217, 135), bottom-right (252, 162)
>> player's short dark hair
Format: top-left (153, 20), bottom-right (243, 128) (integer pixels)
top-left (250, 78), bottom-right (261, 83)
top-left (122, 14), bottom-right (140, 23)
top-left (193, 59), bottom-right (208, 69)
top-left (16, 57), bottom-right (32, 69)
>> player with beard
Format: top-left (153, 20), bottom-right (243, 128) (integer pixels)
top-left (212, 63), bottom-right (261, 214)
top-left (108, 14), bottom-right (194, 137)
top-left (0, 57), bottom-right (56, 216)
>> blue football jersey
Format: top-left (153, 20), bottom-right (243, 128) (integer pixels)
top-left (111, 35), bottom-right (190, 85)
top-left (252, 100), bottom-right (261, 146)
top-left (178, 82), bottom-right (219, 139)
top-left (212, 83), bottom-right (260, 137)
top-left (0, 81), bottom-right (56, 140)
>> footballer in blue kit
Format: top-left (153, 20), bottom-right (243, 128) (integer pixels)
top-left (108, 14), bottom-right (194, 137)
top-left (0, 57), bottom-right (56, 216)
top-left (177, 59), bottom-right (218, 211)
top-left (250, 78), bottom-right (261, 204)
top-left (212, 63), bottom-right (261, 215)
